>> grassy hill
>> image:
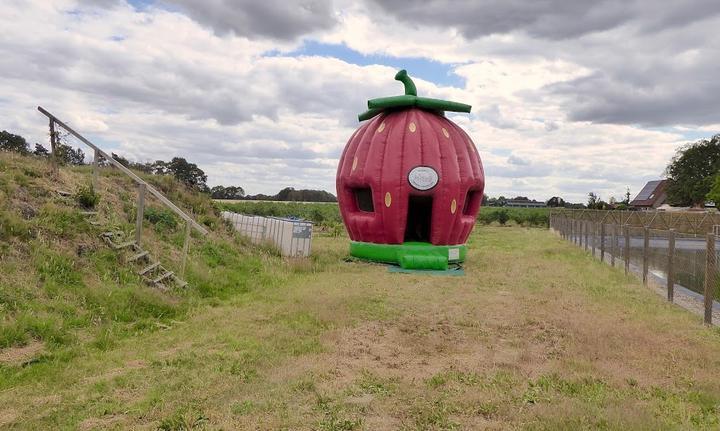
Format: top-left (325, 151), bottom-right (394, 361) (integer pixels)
top-left (0, 152), bottom-right (294, 374)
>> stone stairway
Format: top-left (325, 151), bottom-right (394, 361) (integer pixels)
top-left (100, 231), bottom-right (188, 290)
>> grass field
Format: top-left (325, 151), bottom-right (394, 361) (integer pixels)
top-left (3, 224), bottom-right (720, 429)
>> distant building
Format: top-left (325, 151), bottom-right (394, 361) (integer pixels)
top-left (630, 180), bottom-right (667, 210)
top-left (506, 197), bottom-right (546, 208)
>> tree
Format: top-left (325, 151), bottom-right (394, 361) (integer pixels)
top-left (210, 185), bottom-right (245, 199)
top-left (546, 196), bottom-right (565, 207)
top-left (0, 130), bottom-right (29, 154)
top-left (665, 134), bottom-right (720, 207)
top-left (707, 174), bottom-right (720, 206)
top-left (165, 157), bottom-right (208, 191)
top-left (55, 143), bottom-right (85, 165)
top-left (587, 192), bottom-right (599, 209)
top-left (623, 187), bottom-right (631, 205)
top-left (33, 143), bottom-right (50, 157)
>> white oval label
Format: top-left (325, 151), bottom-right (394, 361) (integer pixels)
top-left (408, 166), bottom-right (439, 191)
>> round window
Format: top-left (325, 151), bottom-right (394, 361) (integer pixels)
top-left (408, 166), bottom-right (439, 191)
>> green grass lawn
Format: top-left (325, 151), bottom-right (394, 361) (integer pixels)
top-left (2, 226), bottom-right (720, 430)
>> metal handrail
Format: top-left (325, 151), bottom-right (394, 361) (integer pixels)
top-left (37, 106), bottom-right (207, 235)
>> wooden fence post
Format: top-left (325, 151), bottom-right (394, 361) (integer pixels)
top-left (135, 183), bottom-right (146, 245)
top-left (610, 224), bottom-right (617, 267)
top-left (48, 119), bottom-right (59, 174)
top-left (181, 220), bottom-right (191, 278)
top-left (600, 223), bottom-right (606, 262)
top-left (624, 225), bottom-right (630, 275)
top-left (704, 233), bottom-right (716, 325)
top-left (667, 229), bottom-right (675, 302)
top-left (92, 148), bottom-right (100, 191)
top-left (642, 226), bottom-right (650, 285)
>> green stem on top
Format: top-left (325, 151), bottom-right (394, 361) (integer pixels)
top-left (357, 69), bottom-right (471, 121)
top-left (395, 69), bottom-right (417, 96)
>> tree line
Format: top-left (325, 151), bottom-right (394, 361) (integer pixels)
top-left (0, 130), bottom-right (336, 202)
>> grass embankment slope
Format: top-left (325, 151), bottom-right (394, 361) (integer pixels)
top-left (3, 153), bottom-right (720, 429)
top-left (0, 152), bottom-right (293, 390)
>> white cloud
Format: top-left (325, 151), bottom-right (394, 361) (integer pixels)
top-left (0, 0), bottom-right (713, 202)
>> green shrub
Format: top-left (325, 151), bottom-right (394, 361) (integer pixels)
top-left (74, 183), bottom-right (99, 209)
top-left (496, 209), bottom-right (510, 225)
top-left (144, 207), bottom-right (178, 232)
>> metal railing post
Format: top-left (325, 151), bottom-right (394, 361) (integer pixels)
top-left (642, 226), bottom-right (650, 285)
top-left (704, 233), bottom-right (716, 325)
top-left (610, 224), bottom-right (617, 267)
top-left (600, 224), bottom-right (606, 262)
top-left (624, 225), bottom-right (630, 275)
top-left (667, 229), bottom-right (675, 302)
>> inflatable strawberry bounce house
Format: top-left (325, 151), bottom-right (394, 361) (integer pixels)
top-left (336, 70), bottom-right (485, 270)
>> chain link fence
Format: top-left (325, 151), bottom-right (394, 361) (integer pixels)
top-left (551, 213), bottom-right (720, 325)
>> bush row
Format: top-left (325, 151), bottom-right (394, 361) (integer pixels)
top-left (216, 201), bottom-right (550, 228)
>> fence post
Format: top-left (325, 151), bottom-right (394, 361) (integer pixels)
top-left (592, 221), bottom-right (597, 258)
top-left (576, 220), bottom-right (581, 246)
top-left (135, 183), bottom-right (146, 245)
top-left (48, 119), bottom-right (59, 174)
top-left (610, 224), bottom-right (617, 267)
top-left (624, 225), bottom-right (630, 275)
top-left (92, 148), bottom-right (100, 191)
top-left (667, 229), bottom-right (675, 302)
top-left (181, 220), bottom-right (191, 278)
top-left (642, 226), bottom-right (650, 286)
top-left (570, 219), bottom-right (574, 243)
top-left (600, 224), bottom-right (606, 262)
top-left (584, 220), bottom-right (589, 251)
top-left (704, 233), bottom-right (716, 325)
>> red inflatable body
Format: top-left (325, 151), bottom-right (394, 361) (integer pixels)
top-left (337, 107), bottom-right (485, 246)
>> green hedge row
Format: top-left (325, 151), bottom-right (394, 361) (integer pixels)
top-left (216, 201), bottom-right (550, 228)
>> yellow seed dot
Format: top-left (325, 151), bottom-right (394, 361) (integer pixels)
top-left (352, 156), bottom-right (358, 171)
top-left (442, 127), bottom-right (450, 138)
top-left (384, 192), bottom-right (392, 207)
top-left (377, 122), bottom-right (385, 133)
top-left (408, 122), bottom-right (416, 133)
top-left (451, 199), bottom-right (457, 214)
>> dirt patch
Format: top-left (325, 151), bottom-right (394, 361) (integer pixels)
top-left (0, 409), bottom-right (18, 427)
top-left (78, 414), bottom-right (127, 430)
top-left (0, 340), bottom-right (44, 366)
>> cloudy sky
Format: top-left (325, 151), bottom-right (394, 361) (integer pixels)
top-left (2, 0), bottom-right (719, 202)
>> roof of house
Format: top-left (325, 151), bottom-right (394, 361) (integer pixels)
top-left (630, 180), bottom-right (667, 207)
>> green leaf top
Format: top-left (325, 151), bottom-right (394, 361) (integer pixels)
top-left (358, 70), bottom-right (471, 121)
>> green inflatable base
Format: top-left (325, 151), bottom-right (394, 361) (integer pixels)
top-left (349, 241), bottom-right (466, 270)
